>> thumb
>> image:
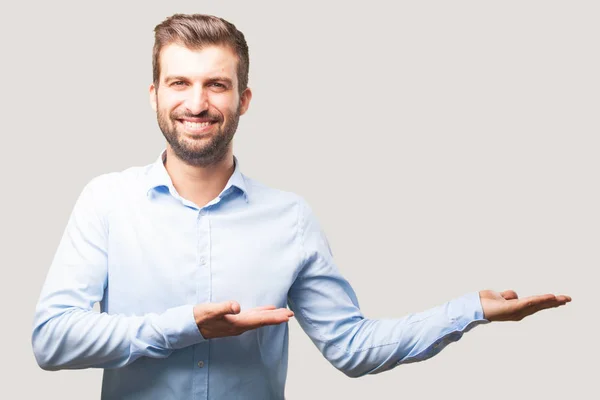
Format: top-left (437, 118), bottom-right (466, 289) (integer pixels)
top-left (214, 301), bottom-right (240, 317)
top-left (500, 290), bottom-right (519, 300)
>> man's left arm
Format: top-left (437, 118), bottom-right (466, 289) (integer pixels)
top-left (287, 198), bottom-right (570, 378)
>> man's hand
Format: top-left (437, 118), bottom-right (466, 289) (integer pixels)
top-left (480, 289), bottom-right (571, 322)
top-left (193, 301), bottom-right (294, 339)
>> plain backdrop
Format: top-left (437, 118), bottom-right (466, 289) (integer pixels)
top-left (2, 1), bottom-right (597, 398)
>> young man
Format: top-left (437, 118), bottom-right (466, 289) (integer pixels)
top-left (32, 13), bottom-right (571, 400)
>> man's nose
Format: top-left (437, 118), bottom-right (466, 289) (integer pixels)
top-left (185, 86), bottom-right (209, 115)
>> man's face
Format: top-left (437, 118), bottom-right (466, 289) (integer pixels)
top-left (150, 43), bottom-right (251, 166)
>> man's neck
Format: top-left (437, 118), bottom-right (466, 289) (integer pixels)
top-left (163, 146), bottom-right (235, 208)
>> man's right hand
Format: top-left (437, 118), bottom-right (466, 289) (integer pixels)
top-left (193, 301), bottom-right (294, 339)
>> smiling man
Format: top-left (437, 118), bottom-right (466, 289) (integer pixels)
top-left (32, 13), bottom-right (571, 400)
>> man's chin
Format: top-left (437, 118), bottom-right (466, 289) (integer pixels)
top-left (170, 142), bottom-right (227, 164)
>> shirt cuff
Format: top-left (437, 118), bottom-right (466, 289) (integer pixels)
top-left (424, 291), bottom-right (491, 358)
top-left (448, 291), bottom-right (491, 333)
top-left (157, 304), bottom-right (206, 349)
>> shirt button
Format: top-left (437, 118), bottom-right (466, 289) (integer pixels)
top-left (197, 361), bottom-right (204, 368)
top-left (200, 257), bottom-right (206, 265)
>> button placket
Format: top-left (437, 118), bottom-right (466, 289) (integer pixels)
top-left (193, 208), bottom-right (211, 399)
top-left (198, 209), bottom-right (209, 268)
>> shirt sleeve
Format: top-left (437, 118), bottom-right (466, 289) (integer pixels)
top-left (31, 176), bottom-right (205, 371)
top-left (287, 198), bottom-right (490, 378)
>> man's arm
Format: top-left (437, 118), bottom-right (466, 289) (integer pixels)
top-left (32, 177), bottom-right (293, 370)
top-left (31, 177), bottom-right (206, 370)
top-left (32, 177), bottom-right (293, 371)
top-left (287, 198), bottom-right (570, 378)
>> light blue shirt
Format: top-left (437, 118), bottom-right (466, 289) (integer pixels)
top-left (32, 150), bottom-right (489, 399)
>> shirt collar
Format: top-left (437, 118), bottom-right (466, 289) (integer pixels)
top-left (145, 149), bottom-right (249, 203)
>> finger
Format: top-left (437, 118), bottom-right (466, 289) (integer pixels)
top-left (556, 295), bottom-right (572, 303)
top-left (518, 297), bottom-right (565, 319)
top-left (211, 301), bottom-right (241, 317)
top-left (244, 305), bottom-right (278, 313)
top-left (241, 306), bottom-right (292, 316)
top-left (519, 293), bottom-right (571, 305)
top-left (244, 308), bottom-right (294, 320)
top-left (500, 290), bottom-right (519, 301)
top-left (516, 293), bottom-right (573, 318)
top-left (227, 309), bottom-right (294, 329)
top-left (517, 294), bottom-right (558, 309)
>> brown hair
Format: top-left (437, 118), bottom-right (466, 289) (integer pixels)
top-left (152, 14), bottom-right (249, 94)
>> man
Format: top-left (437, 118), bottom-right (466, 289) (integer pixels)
top-left (32, 13), bottom-right (571, 400)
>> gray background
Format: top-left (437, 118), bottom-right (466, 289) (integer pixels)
top-left (2, 0), bottom-right (597, 398)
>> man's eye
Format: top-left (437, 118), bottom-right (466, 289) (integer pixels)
top-left (171, 81), bottom-right (187, 87)
top-left (210, 83), bottom-right (226, 88)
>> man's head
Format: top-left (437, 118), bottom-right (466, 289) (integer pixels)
top-left (152, 14), bottom-right (249, 95)
top-left (150, 14), bottom-right (252, 166)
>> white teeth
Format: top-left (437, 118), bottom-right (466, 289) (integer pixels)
top-left (183, 121), bottom-right (212, 129)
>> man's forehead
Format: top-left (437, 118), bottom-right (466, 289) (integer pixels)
top-left (160, 43), bottom-right (238, 80)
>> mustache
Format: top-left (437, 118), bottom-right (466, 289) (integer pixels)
top-left (172, 110), bottom-right (221, 121)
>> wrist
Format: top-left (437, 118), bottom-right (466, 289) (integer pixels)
top-left (193, 305), bottom-right (204, 327)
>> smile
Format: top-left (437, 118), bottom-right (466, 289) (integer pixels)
top-left (178, 119), bottom-right (218, 134)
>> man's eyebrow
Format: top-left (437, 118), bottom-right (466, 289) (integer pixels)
top-left (164, 75), bottom-right (190, 83)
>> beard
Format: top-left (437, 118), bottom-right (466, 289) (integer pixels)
top-left (156, 102), bottom-right (241, 167)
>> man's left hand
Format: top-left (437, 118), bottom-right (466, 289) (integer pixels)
top-left (479, 289), bottom-right (571, 322)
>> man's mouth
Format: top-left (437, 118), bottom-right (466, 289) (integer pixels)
top-left (178, 118), bottom-right (218, 134)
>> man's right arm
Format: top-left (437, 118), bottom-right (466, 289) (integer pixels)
top-left (31, 177), bottom-right (205, 370)
top-left (32, 177), bottom-right (293, 371)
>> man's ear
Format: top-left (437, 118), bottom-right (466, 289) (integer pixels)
top-left (239, 87), bottom-right (253, 116)
top-left (149, 83), bottom-right (157, 112)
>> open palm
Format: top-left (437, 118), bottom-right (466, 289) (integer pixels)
top-left (480, 289), bottom-right (571, 322)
